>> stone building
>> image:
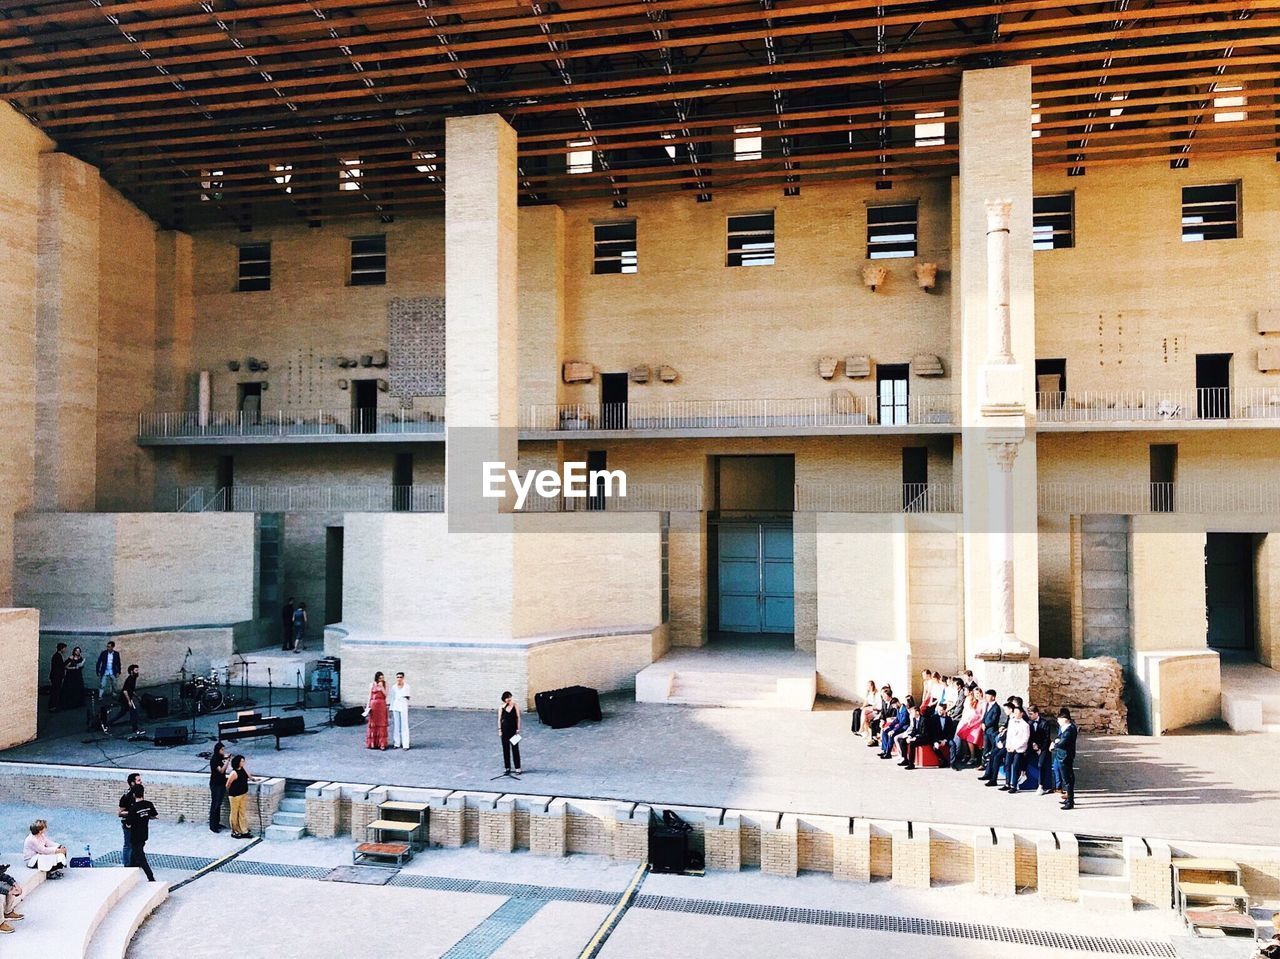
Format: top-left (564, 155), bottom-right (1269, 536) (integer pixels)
top-left (1, 3), bottom-right (1277, 741)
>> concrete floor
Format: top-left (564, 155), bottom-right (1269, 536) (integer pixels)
top-left (10, 686), bottom-right (1280, 846)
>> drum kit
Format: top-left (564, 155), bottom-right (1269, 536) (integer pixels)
top-left (177, 651), bottom-right (254, 717)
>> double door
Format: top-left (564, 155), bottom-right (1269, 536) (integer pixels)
top-left (717, 523), bottom-right (794, 633)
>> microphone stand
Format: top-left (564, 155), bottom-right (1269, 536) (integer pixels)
top-left (284, 669), bottom-right (306, 711)
top-left (267, 667), bottom-right (273, 716)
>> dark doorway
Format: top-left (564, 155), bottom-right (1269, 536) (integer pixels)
top-left (1205, 532), bottom-right (1255, 653)
top-left (601, 372), bottom-right (628, 429)
top-left (902, 447), bottom-right (928, 511)
top-left (325, 526), bottom-right (345, 625)
top-left (1149, 443), bottom-right (1177, 513)
top-left (237, 382), bottom-right (263, 424)
top-left (353, 380), bottom-right (379, 433)
top-left (215, 455), bottom-right (234, 511)
top-left (877, 363), bottom-right (909, 426)
top-left (586, 450), bottom-right (607, 511)
top-left (1035, 358), bottom-right (1067, 410)
top-left (1195, 353), bottom-right (1231, 419)
top-left (393, 453), bottom-right (413, 511)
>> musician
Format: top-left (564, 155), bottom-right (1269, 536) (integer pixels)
top-left (107, 664), bottom-right (142, 735)
top-left (48, 643), bottom-right (67, 713)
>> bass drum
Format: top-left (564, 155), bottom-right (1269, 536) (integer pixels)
top-left (196, 685), bottom-right (224, 715)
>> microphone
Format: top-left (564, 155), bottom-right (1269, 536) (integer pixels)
top-left (187, 648), bottom-right (193, 655)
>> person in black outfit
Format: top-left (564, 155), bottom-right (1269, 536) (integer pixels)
top-left (1051, 707), bottom-right (1079, 810)
top-left (499, 691), bottom-right (522, 775)
top-left (108, 664), bottom-right (142, 735)
top-left (982, 695), bottom-right (1018, 786)
top-left (48, 643), bottom-right (68, 713)
top-left (894, 705), bottom-right (924, 769)
top-left (1026, 704), bottom-right (1054, 795)
top-left (978, 690), bottom-right (1002, 777)
top-left (124, 783), bottom-right (158, 881)
top-left (208, 741), bottom-right (229, 833)
top-left (118, 772), bottom-right (141, 867)
top-left (281, 597), bottom-right (295, 651)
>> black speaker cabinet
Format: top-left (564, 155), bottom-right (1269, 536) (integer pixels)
top-left (273, 715), bottom-right (305, 737)
top-left (333, 706), bottom-right (365, 727)
top-left (153, 725), bottom-right (190, 747)
top-left (649, 827), bottom-right (688, 874)
top-left (141, 694), bottom-right (169, 720)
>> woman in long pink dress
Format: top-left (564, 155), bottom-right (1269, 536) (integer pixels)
top-left (955, 688), bottom-right (984, 766)
top-left (365, 672), bottom-right (389, 750)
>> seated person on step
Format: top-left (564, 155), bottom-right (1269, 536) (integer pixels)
top-left (22, 820), bottom-right (67, 879)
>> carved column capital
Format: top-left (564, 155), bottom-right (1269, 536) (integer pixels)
top-left (984, 197), bottom-right (1013, 233)
top-left (987, 440), bottom-right (1021, 472)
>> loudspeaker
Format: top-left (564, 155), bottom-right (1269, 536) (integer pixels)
top-left (333, 706), bottom-right (364, 727)
top-left (650, 828), bottom-right (688, 874)
top-left (141, 694), bottom-right (169, 720)
top-left (273, 715), bottom-right (305, 737)
top-left (153, 725), bottom-right (189, 747)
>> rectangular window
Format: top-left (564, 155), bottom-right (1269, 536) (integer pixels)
top-left (867, 202), bottom-right (918, 259)
top-left (237, 243), bottom-right (271, 292)
top-left (1182, 183), bottom-right (1239, 242)
top-left (413, 150), bottom-right (439, 180)
top-left (350, 234), bottom-right (387, 286)
top-left (200, 169), bottom-right (224, 202)
top-left (593, 221), bottom-right (637, 274)
top-left (1212, 82), bottom-right (1246, 123)
top-left (269, 163), bottom-right (292, 194)
top-left (567, 139), bottom-right (594, 175)
top-left (913, 111), bottom-right (945, 147)
top-left (1030, 102), bottom-right (1041, 139)
top-left (727, 212), bottom-right (775, 267)
top-left (733, 124), bottom-right (763, 161)
top-left (1033, 193), bottom-right (1074, 250)
top-left (338, 157), bottom-right (362, 191)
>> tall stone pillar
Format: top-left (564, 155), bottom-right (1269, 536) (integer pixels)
top-left (957, 66), bottom-right (1040, 686)
top-left (444, 114), bottom-right (520, 525)
top-left (34, 152), bottom-right (101, 512)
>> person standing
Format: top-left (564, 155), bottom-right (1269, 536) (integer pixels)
top-left (281, 597), bottom-right (296, 651)
top-left (364, 672), bottom-right (389, 750)
top-left (48, 643), bottom-right (67, 713)
top-left (124, 784), bottom-right (158, 881)
top-left (60, 646), bottom-right (86, 710)
top-left (107, 664), bottom-right (142, 735)
top-left (1001, 704), bottom-right (1031, 792)
top-left (499, 691), bottom-right (522, 775)
top-left (1026, 704), bottom-right (1055, 794)
top-left (96, 641), bottom-right (122, 700)
top-left (226, 755), bottom-right (253, 838)
top-left (291, 603), bottom-right (308, 652)
top-left (1051, 707), bottom-right (1079, 810)
top-left (208, 741), bottom-right (229, 833)
top-left (118, 772), bottom-right (142, 867)
top-left (389, 672), bottom-right (412, 750)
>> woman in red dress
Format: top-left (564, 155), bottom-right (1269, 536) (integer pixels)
top-left (365, 672), bottom-right (389, 750)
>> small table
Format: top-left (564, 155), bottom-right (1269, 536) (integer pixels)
top-left (378, 801), bottom-right (430, 849)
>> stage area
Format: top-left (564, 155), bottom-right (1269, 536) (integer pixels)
top-left (9, 688), bottom-right (1280, 847)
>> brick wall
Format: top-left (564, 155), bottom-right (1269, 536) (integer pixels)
top-left (0, 609), bottom-right (38, 749)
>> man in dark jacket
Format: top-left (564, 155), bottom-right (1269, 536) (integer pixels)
top-left (879, 698), bottom-right (907, 758)
top-left (895, 705), bottom-right (926, 769)
top-left (1051, 707), bottom-right (1079, 810)
top-left (978, 690), bottom-right (1003, 779)
top-left (983, 696), bottom-right (1019, 786)
top-left (48, 643), bottom-right (67, 713)
top-left (96, 641), bottom-right (122, 700)
top-left (1026, 704), bottom-right (1054, 794)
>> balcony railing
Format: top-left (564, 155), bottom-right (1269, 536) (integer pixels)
top-left (140, 406), bottom-right (445, 440)
top-left (519, 395), bottom-right (958, 432)
top-left (1038, 481), bottom-right (1280, 515)
top-left (1036, 387), bottom-right (1280, 424)
top-left (171, 482), bottom-right (700, 513)
top-left (795, 483), bottom-right (961, 513)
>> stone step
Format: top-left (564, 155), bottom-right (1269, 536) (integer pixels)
top-left (1079, 854), bottom-right (1127, 878)
top-left (264, 824), bottom-right (306, 842)
top-left (272, 811), bottom-right (306, 828)
top-left (1079, 874), bottom-right (1132, 896)
top-left (1079, 888), bottom-right (1134, 912)
top-left (84, 878), bottom-right (169, 959)
top-left (20, 867), bottom-right (143, 956)
top-left (278, 797), bottom-right (307, 814)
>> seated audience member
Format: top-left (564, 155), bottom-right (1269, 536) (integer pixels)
top-left (1002, 705), bottom-right (1031, 792)
top-left (854, 681), bottom-right (877, 737)
top-left (22, 820), bottom-right (67, 878)
top-left (981, 695), bottom-right (1015, 786)
top-left (868, 686), bottom-right (893, 745)
top-left (894, 704), bottom-right (925, 769)
top-left (918, 670), bottom-right (935, 710)
top-left (879, 697), bottom-right (908, 758)
top-left (1026, 704), bottom-right (1054, 795)
top-left (952, 687), bottom-right (982, 769)
top-left (0, 862), bottom-right (23, 933)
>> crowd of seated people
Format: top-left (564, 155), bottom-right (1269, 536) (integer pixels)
top-left (853, 669), bottom-right (1079, 810)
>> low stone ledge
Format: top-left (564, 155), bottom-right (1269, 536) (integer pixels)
top-left (1037, 832), bottom-right (1079, 902)
top-left (892, 822), bottom-right (930, 889)
top-left (833, 819), bottom-right (870, 883)
top-left (974, 827), bottom-right (1017, 896)
top-left (760, 814), bottom-right (798, 878)
top-left (704, 811), bottom-right (740, 872)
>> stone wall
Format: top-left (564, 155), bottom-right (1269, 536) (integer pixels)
top-left (1030, 656), bottom-right (1127, 734)
top-left (0, 609), bottom-right (39, 749)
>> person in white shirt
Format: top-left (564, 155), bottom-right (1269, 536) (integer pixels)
top-left (390, 672), bottom-right (412, 750)
top-left (22, 820), bottom-right (67, 878)
top-left (1001, 705), bottom-right (1031, 793)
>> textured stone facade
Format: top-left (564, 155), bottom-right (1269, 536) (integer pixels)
top-left (1030, 656), bottom-right (1128, 734)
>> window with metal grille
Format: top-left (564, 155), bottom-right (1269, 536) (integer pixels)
top-left (237, 243), bottom-right (271, 292)
top-left (1033, 193), bottom-right (1074, 250)
top-left (913, 111), bottom-right (945, 147)
top-left (350, 234), bottom-right (387, 285)
top-left (593, 221), bottom-right (637, 274)
top-left (567, 139), bottom-right (593, 174)
top-left (733, 124), bottom-right (763, 161)
top-left (866, 202), bottom-right (918, 259)
top-left (338, 157), bottom-right (362, 191)
top-left (727, 212), bottom-right (775, 267)
top-left (1182, 183), bottom-right (1238, 242)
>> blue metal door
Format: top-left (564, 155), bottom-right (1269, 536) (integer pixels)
top-left (717, 523), bottom-right (794, 633)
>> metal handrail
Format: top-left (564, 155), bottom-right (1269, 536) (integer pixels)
top-left (139, 404), bottom-right (445, 439)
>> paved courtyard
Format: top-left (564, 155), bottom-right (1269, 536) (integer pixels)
top-left (1, 803), bottom-right (1251, 959)
top-left (9, 689), bottom-right (1280, 846)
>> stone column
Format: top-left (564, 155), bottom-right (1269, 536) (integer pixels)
top-left (987, 441), bottom-right (1020, 648)
top-left (444, 114), bottom-right (519, 526)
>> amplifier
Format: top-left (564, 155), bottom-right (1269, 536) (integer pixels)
top-left (153, 725), bottom-right (190, 747)
top-left (650, 827), bottom-right (688, 874)
top-left (141, 694), bottom-right (169, 720)
top-left (274, 715), bottom-right (305, 737)
top-left (333, 705), bottom-right (364, 727)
